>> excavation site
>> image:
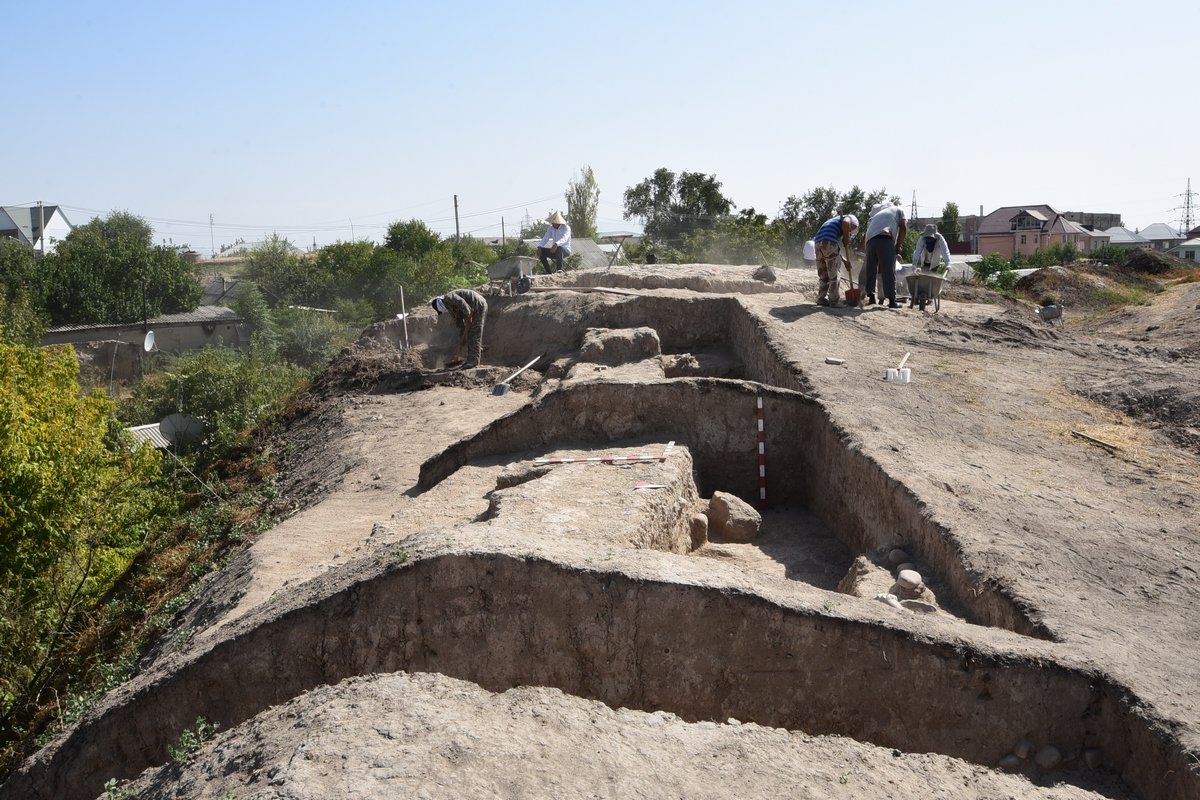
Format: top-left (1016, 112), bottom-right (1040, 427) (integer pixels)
top-left (5, 265), bottom-right (1200, 800)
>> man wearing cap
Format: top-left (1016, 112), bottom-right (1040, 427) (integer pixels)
top-left (431, 288), bottom-right (488, 369)
top-left (537, 211), bottom-right (572, 274)
top-left (911, 223), bottom-right (952, 275)
top-left (860, 201), bottom-right (907, 308)
top-left (812, 213), bottom-right (859, 306)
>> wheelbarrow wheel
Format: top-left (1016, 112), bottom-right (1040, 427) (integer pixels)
top-left (516, 276), bottom-right (532, 294)
top-left (918, 297), bottom-right (927, 312)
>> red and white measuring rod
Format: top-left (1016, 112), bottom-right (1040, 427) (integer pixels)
top-left (756, 394), bottom-right (767, 508)
top-left (535, 441), bottom-right (675, 466)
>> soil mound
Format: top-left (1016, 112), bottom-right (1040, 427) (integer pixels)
top-left (1016, 264), bottom-right (1160, 310)
top-left (1122, 249), bottom-right (1192, 275)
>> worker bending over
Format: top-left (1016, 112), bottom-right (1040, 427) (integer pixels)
top-left (431, 288), bottom-right (488, 369)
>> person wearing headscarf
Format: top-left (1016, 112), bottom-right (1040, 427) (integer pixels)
top-left (430, 288), bottom-right (488, 369)
top-left (911, 223), bottom-right (952, 274)
top-left (537, 211), bottom-right (572, 274)
top-left (811, 213), bottom-right (860, 306)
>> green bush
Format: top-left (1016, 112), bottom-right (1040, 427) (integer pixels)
top-left (1090, 243), bottom-right (1128, 265)
top-left (972, 253), bottom-right (1009, 284)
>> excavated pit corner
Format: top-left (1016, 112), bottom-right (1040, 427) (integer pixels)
top-left (4, 537), bottom-right (1195, 800)
top-left (418, 378), bottom-right (1052, 642)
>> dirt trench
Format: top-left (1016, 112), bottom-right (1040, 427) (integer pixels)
top-left (9, 288), bottom-right (1199, 800)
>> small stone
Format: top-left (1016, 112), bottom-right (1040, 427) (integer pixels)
top-left (897, 570), bottom-right (923, 590)
top-left (888, 548), bottom-right (909, 566)
top-left (874, 593), bottom-right (903, 610)
top-left (824, 357), bottom-right (845, 365)
top-left (1034, 745), bottom-right (1062, 770)
top-left (896, 562), bottom-right (916, 573)
top-left (1013, 738), bottom-right (1034, 759)
top-left (1083, 747), bottom-right (1103, 769)
top-left (689, 513), bottom-right (709, 550)
top-left (998, 754), bottom-right (1021, 770)
top-left (900, 600), bottom-right (938, 613)
top-left (752, 264), bottom-right (777, 283)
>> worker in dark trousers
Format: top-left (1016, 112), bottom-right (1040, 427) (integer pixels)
top-left (431, 288), bottom-right (488, 368)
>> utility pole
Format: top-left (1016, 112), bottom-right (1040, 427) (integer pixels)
top-left (209, 213), bottom-right (215, 257)
top-left (453, 195), bottom-right (461, 240)
top-left (453, 195), bottom-right (462, 268)
top-left (37, 200), bottom-right (45, 256)
top-left (501, 216), bottom-right (506, 247)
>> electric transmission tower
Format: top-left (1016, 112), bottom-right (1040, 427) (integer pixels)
top-left (1174, 178), bottom-right (1196, 235)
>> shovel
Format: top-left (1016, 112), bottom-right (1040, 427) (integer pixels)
top-left (493, 353), bottom-right (544, 396)
top-left (843, 261), bottom-right (862, 307)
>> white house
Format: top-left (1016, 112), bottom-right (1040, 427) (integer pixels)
top-left (0, 205), bottom-right (74, 254)
top-left (1169, 238), bottom-right (1200, 261)
top-left (1138, 223), bottom-right (1184, 252)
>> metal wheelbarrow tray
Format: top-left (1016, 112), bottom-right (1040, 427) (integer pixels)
top-left (487, 256), bottom-right (538, 295)
top-left (905, 271), bottom-right (946, 312)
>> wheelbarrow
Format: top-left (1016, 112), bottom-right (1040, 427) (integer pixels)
top-left (486, 256), bottom-right (538, 296)
top-left (905, 271), bottom-right (946, 313)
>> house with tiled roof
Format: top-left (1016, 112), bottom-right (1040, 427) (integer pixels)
top-left (975, 205), bottom-right (1106, 258)
top-left (1170, 238), bottom-right (1200, 262)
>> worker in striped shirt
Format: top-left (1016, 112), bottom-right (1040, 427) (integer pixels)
top-left (812, 213), bottom-right (859, 306)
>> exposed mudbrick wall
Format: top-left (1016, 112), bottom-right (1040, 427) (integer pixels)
top-left (5, 553), bottom-right (1193, 800)
top-left (418, 379), bottom-right (1051, 640)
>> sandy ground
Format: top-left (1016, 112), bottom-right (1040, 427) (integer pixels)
top-left (13, 264), bottom-right (1200, 799)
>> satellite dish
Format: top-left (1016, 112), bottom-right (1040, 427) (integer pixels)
top-left (143, 331), bottom-right (157, 352)
top-left (158, 413), bottom-right (205, 447)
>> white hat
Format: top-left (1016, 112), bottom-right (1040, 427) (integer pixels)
top-left (870, 202), bottom-right (887, 216)
top-left (844, 214), bottom-right (859, 231)
top-left (549, 211), bottom-right (566, 225)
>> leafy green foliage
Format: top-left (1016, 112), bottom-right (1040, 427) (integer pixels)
top-left (230, 283), bottom-right (278, 356)
top-left (623, 168), bottom-right (734, 243)
top-left (680, 208), bottom-right (782, 264)
top-left (384, 219), bottom-right (441, 261)
top-left (565, 165), bottom-right (600, 239)
top-left (273, 308), bottom-right (346, 371)
top-left (1025, 241), bottom-right (1080, 268)
top-left (1090, 243), bottom-right (1129, 265)
top-left (775, 185), bottom-right (891, 261)
top-left (121, 348), bottom-right (307, 469)
top-left (972, 253), bottom-right (1010, 284)
top-left (42, 212), bottom-right (201, 325)
top-left (244, 234), bottom-right (322, 307)
top-left (940, 202), bottom-right (963, 243)
top-left (167, 716), bottom-right (219, 763)
top-left (0, 343), bottom-right (172, 737)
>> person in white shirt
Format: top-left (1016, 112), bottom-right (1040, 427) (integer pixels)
top-left (537, 211), bottom-right (572, 273)
top-left (911, 223), bottom-right (952, 274)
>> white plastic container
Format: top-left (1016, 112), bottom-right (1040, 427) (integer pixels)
top-left (885, 368), bottom-right (912, 384)
top-left (802, 239), bottom-right (816, 261)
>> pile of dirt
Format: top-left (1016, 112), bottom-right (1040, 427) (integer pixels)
top-left (1015, 264), bottom-right (1161, 310)
top-left (308, 338), bottom-right (431, 397)
top-left (1122, 249), bottom-right (1193, 275)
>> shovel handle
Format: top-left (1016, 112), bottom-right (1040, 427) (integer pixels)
top-left (500, 353), bottom-right (544, 385)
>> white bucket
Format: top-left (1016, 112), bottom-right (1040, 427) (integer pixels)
top-left (803, 239), bottom-right (816, 260)
top-left (885, 368), bottom-right (912, 384)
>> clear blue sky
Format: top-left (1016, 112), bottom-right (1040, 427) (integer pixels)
top-left (7, 0), bottom-right (1197, 253)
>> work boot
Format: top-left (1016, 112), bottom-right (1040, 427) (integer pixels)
top-left (866, 293), bottom-right (876, 305)
top-left (887, 299), bottom-right (900, 309)
top-left (817, 297), bottom-right (830, 306)
top-left (462, 361), bottom-right (478, 369)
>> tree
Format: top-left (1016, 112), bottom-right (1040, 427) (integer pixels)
top-left (1, 343), bottom-right (171, 730)
top-left (774, 186), bottom-right (891, 260)
top-left (245, 234), bottom-right (324, 307)
top-left (564, 165), bottom-right (600, 239)
top-left (623, 168), bottom-right (735, 243)
top-left (682, 208), bottom-right (782, 264)
top-left (0, 242), bottom-right (48, 345)
top-left (229, 283), bottom-right (278, 356)
top-left (384, 220), bottom-right (441, 261)
top-left (940, 202), bottom-right (963, 243)
top-left (43, 212), bottom-right (201, 325)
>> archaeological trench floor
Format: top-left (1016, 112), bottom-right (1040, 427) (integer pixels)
top-left (5, 266), bottom-right (1200, 800)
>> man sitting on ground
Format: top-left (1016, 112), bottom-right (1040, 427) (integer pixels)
top-left (537, 211), bottom-right (572, 274)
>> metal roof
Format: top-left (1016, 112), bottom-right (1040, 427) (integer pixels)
top-left (1104, 226), bottom-right (1151, 244)
top-left (126, 423), bottom-right (170, 450)
top-left (1139, 223), bottom-right (1182, 241)
top-left (977, 205), bottom-right (1062, 235)
top-left (47, 305), bottom-right (241, 335)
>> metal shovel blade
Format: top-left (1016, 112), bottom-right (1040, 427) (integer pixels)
top-left (492, 382), bottom-right (510, 396)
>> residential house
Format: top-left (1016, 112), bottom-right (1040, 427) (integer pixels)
top-left (1169, 238), bottom-right (1200, 261)
top-left (1103, 226), bottom-right (1152, 250)
top-left (1063, 211), bottom-right (1123, 231)
top-left (1138, 223), bottom-right (1184, 252)
top-left (975, 205), bottom-right (1105, 258)
top-left (0, 205), bottom-right (73, 254)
